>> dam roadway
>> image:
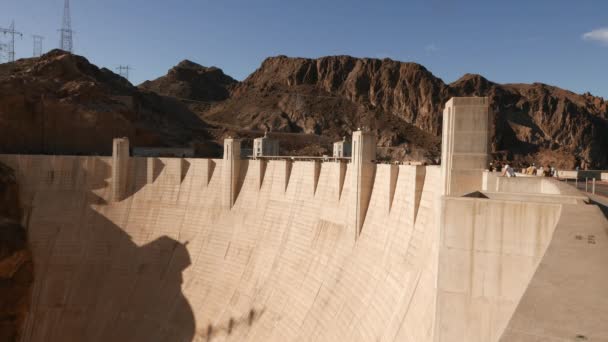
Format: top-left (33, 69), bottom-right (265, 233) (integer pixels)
top-left (1, 97), bottom-right (607, 341)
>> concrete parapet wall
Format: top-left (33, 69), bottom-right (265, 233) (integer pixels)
top-left (482, 191), bottom-right (587, 205)
top-left (482, 170), bottom-right (498, 191)
top-left (499, 177), bottom-right (558, 194)
top-left (132, 147), bottom-right (195, 158)
top-left (557, 170), bottom-right (578, 179)
top-left (483, 172), bottom-right (581, 196)
top-left (557, 170), bottom-right (608, 180)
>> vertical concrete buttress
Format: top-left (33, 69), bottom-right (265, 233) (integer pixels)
top-left (146, 158), bottom-right (155, 184)
top-left (251, 159), bottom-right (267, 190)
top-left (111, 137), bottom-right (129, 202)
top-left (312, 160), bottom-right (321, 194)
top-left (223, 138), bottom-right (241, 209)
top-left (338, 161), bottom-right (347, 199)
top-left (410, 165), bottom-right (426, 221)
top-left (388, 164), bottom-right (399, 212)
top-left (351, 129), bottom-right (377, 239)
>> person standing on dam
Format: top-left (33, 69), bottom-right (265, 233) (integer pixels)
top-left (502, 163), bottom-right (516, 177)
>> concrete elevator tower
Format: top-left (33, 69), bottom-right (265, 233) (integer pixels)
top-left (350, 128), bottom-right (376, 239)
top-left (440, 97), bottom-right (491, 196)
top-left (223, 137), bottom-right (241, 209)
top-left (111, 137), bottom-right (130, 202)
top-left (253, 131), bottom-right (279, 159)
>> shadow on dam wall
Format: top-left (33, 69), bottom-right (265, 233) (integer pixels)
top-left (16, 157), bottom-right (197, 341)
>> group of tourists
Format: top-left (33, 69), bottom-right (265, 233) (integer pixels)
top-left (488, 162), bottom-right (514, 177)
top-left (522, 163), bottom-right (557, 177)
top-left (489, 161), bottom-right (557, 178)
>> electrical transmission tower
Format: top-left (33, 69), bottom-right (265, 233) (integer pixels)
top-left (116, 65), bottom-right (133, 80)
top-left (0, 43), bottom-right (7, 62)
top-left (59, 0), bottom-right (73, 52)
top-left (33, 35), bottom-right (44, 57)
top-left (0, 21), bottom-right (23, 62)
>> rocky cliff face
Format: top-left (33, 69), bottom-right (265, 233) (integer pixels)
top-left (2, 52), bottom-right (606, 167)
top-left (139, 60), bottom-right (237, 102)
top-left (233, 56), bottom-right (449, 134)
top-left (450, 74), bottom-right (608, 168)
top-left (199, 55), bottom-right (608, 168)
top-left (203, 56), bottom-right (445, 162)
top-left (0, 50), bottom-right (211, 155)
top-left (0, 162), bottom-right (32, 342)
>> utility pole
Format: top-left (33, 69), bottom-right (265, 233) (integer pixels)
top-left (116, 65), bottom-right (133, 81)
top-left (33, 35), bottom-right (44, 57)
top-left (59, 0), bottom-right (73, 52)
top-left (0, 21), bottom-right (23, 62)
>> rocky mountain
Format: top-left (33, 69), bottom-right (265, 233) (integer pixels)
top-left (201, 56), bottom-right (447, 161)
top-left (195, 55), bottom-right (608, 168)
top-left (0, 162), bottom-right (32, 342)
top-left (0, 50), bottom-right (213, 155)
top-left (140, 60), bottom-right (237, 102)
top-left (1, 51), bottom-right (606, 168)
top-left (231, 56), bottom-right (448, 133)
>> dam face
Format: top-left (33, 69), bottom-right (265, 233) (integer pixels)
top-left (2, 97), bottom-right (607, 341)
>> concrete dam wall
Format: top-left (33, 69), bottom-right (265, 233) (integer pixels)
top-left (1, 97), bottom-right (606, 341)
top-left (2, 155), bottom-right (443, 341)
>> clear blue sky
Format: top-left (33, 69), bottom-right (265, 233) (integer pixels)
top-left (2, 0), bottom-right (607, 97)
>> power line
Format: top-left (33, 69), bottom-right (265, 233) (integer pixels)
top-left (0, 21), bottom-right (23, 62)
top-left (59, 0), bottom-right (73, 52)
top-left (33, 35), bottom-right (44, 57)
top-left (116, 65), bottom-right (133, 80)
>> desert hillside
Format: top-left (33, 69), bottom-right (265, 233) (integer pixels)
top-left (192, 55), bottom-right (607, 168)
top-left (0, 50), bottom-right (213, 155)
top-left (139, 60), bottom-right (237, 102)
top-left (1, 50), bottom-right (606, 168)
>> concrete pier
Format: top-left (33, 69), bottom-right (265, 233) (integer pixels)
top-left (350, 128), bottom-right (376, 238)
top-left (222, 138), bottom-right (241, 209)
top-left (111, 137), bottom-right (129, 202)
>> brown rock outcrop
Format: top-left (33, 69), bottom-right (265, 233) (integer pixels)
top-left (0, 162), bottom-right (32, 342)
top-left (139, 60), bottom-right (237, 102)
top-left (233, 56), bottom-right (449, 134)
top-left (0, 50), bottom-right (211, 156)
